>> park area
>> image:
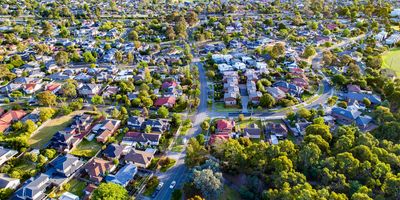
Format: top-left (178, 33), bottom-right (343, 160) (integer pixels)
top-left (382, 48), bottom-right (400, 76)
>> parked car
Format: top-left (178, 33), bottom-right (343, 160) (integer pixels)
top-left (169, 181), bottom-right (176, 189)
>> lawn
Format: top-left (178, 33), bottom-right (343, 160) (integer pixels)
top-left (215, 102), bottom-right (241, 112)
top-left (219, 185), bottom-right (241, 200)
top-left (236, 119), bottom-right (261, 129)
top-left (382, 48), bottom-right (400, 76)
top-left (66, 178), bottom-right (87, 197)
top-left (70, 139), bottom-right (102, 158)
top-left (29, 110), bottom-right (86, 149)
top-left (55, 178), bottom-right (87, 197)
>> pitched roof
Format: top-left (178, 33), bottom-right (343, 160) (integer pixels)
top-left (103, 143), bottom-right (124, 158)
top-left (125, 150), bottom-right (154, 167)
top-left (216, 119), bottom-right (235, 132)
top-left (154, 96), bottom-right (176, 107)
top-left (0, 110), bottom-right (27, 124)
top-left (106, 163), bottom-right (137, 186)
top-left (85, 158), bottom-right (115, 182)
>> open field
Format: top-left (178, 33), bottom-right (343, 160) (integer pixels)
top-left (382, 48), bottom-right (400, 76)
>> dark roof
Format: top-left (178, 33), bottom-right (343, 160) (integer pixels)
top-left (103, 143), bottom-right (124, 158)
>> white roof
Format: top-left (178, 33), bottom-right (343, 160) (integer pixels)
top-left (59, 192), bottom-right (79, 200)
top-left (270, 135), bottom-right (279, 145)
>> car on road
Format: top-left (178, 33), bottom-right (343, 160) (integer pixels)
top-left (169, 181), bottom-right (176, 189)
top-left (157, 182), bottom-right (164, 190)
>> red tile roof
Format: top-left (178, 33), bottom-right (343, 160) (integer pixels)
top-left (154, 96), bottom-right (176, 107)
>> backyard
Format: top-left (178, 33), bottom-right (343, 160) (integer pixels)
top-left (382, 48), bottom-right (400, 76)
top-left (70, 139), bottom-right (102, 158)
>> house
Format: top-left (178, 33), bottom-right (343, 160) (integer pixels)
top-left (78, 84), bottom-right (102, 97)
top-left (0, 110), bottom-right (27, 132)
top-left (45, 83), bottom-right (62, 94)
top-left (154, 96), bottom-right (176, 108)
top-left (47, 154), bottom-right (84, 178)
top-left (0, 146), bottom-right (18, 166)
top-left (266, 87), bottom-right (286, 100)
top-left (103, 143), bottom-right (124, 160)
top-left (15, 174), bottom-right (50, 200)
top-left (347, 84), bottom-right (361, 93)
top-left (273, 81), bottom-right (302, 96)
top-left (96, 119), bottom-right (121, 143)
top-left (243, 123), bottom-right (261, 139)
top-left (342, 92), bottom-right (381, 105)
top-left (127, 116), bottom-right (145, 130)
top-left (0, 173), bottom-right (20, 189)
top-left (59, 192), bottom-right (80, 200)
top-left (209, 133), bottom-right (230, 144)
top-left (124, 149), bottom-right (154, 168)
top-left (102, 86), bottom-right (119, 98)
top-left (331, 107), bottom-right (361, 124)
top-left (84, 158), bottom-right (116, 183)
top-left (23, 83), bottom-right (43, 94)
top-left (48, 131), bottom-right (79, 153)
top-left (122, 132), bottom-right (161, 146)
top-left (216, 119), bottom-right (235, 134)
top-left (83, 184), bottom-right (97, 200)
top-left (265, 123), bottom-right (288, 139)
top-left (105, 163), bottom-right (137, 187)
top-left (143, 119), bottom-right (170, 133)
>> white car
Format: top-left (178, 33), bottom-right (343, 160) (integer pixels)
top-left (169, 181), bottom-right (176, 189)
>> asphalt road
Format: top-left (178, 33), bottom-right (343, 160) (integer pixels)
top-left (153, 61), bottom-right (208, 200)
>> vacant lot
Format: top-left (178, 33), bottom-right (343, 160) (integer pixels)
top-left (382, 48), bottom-right (400, 76)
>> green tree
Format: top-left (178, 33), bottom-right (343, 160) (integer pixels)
top-left (158, 106), bottom-right (169, 118)
top-left (92, 182), bottom-right (128, 200)
top-left (55, 51), bottom-right (69, 66)
top-left (271, 43), bottom-right (285, 59)
top-left (185, 138), bottom-right (208, 167)
top-left (37, 91), bottom-right (57, 106)
top-left (201, 121), bottom-right (210, 131)
top-left (260, 93), bottom-right (276, 108)
top-left (91, 95), bottom-right (104, 105)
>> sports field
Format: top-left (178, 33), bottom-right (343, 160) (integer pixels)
top-left (382, 48), bottom-right (400, 76)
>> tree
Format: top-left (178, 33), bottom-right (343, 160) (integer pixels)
top-left (305, 123), bottom-right (332, 142)
top-left (37, 91), bottom-right (57, 106)
top-left (158, 106), bottom-right (169, 118)
top-left (61, 81), bottom-right (77, 97)
top-left (366, 55), bottom-right (383, 69)
top-left (39, 108), bottom-right (56, 122)
top-left (175, 16), bottom-right (188, 39)
top-left (186, 11), bottom-right (199, 26)
top-left (200, 121), bottom-right (210, 131)
top-left (303, 45), bottom-right (316, 58)
top-left (166, 26), bottom-right (176, 40)
top-left (192, 169), bottom-right (224, 200)
top-left (271, 43), bottom-right (285, 59)
top-left (83, 51), bottom-right (96, 63)
top-left (92, 182), bottom-right (128, 200)
top-left (91, 95), bottom-right (104, 105)
top-left (129, 30), bottom-right (139, 41)
top-left (115, 50), bottom-right (123, 64)
top-left (297, 108), bottom-right (312, 120)
top-left (185, 138), bottom-right (208, 167)
top-left (144, 125), bottom-right (152, 133)
top-left (260, 93), bottom-right (276, 108)
top-left (55, 51), bottom-right (69, 66)
top-left (59, 26), bottom-right (70, 38)
top-left (41, 21), bottom-right (53, 36)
